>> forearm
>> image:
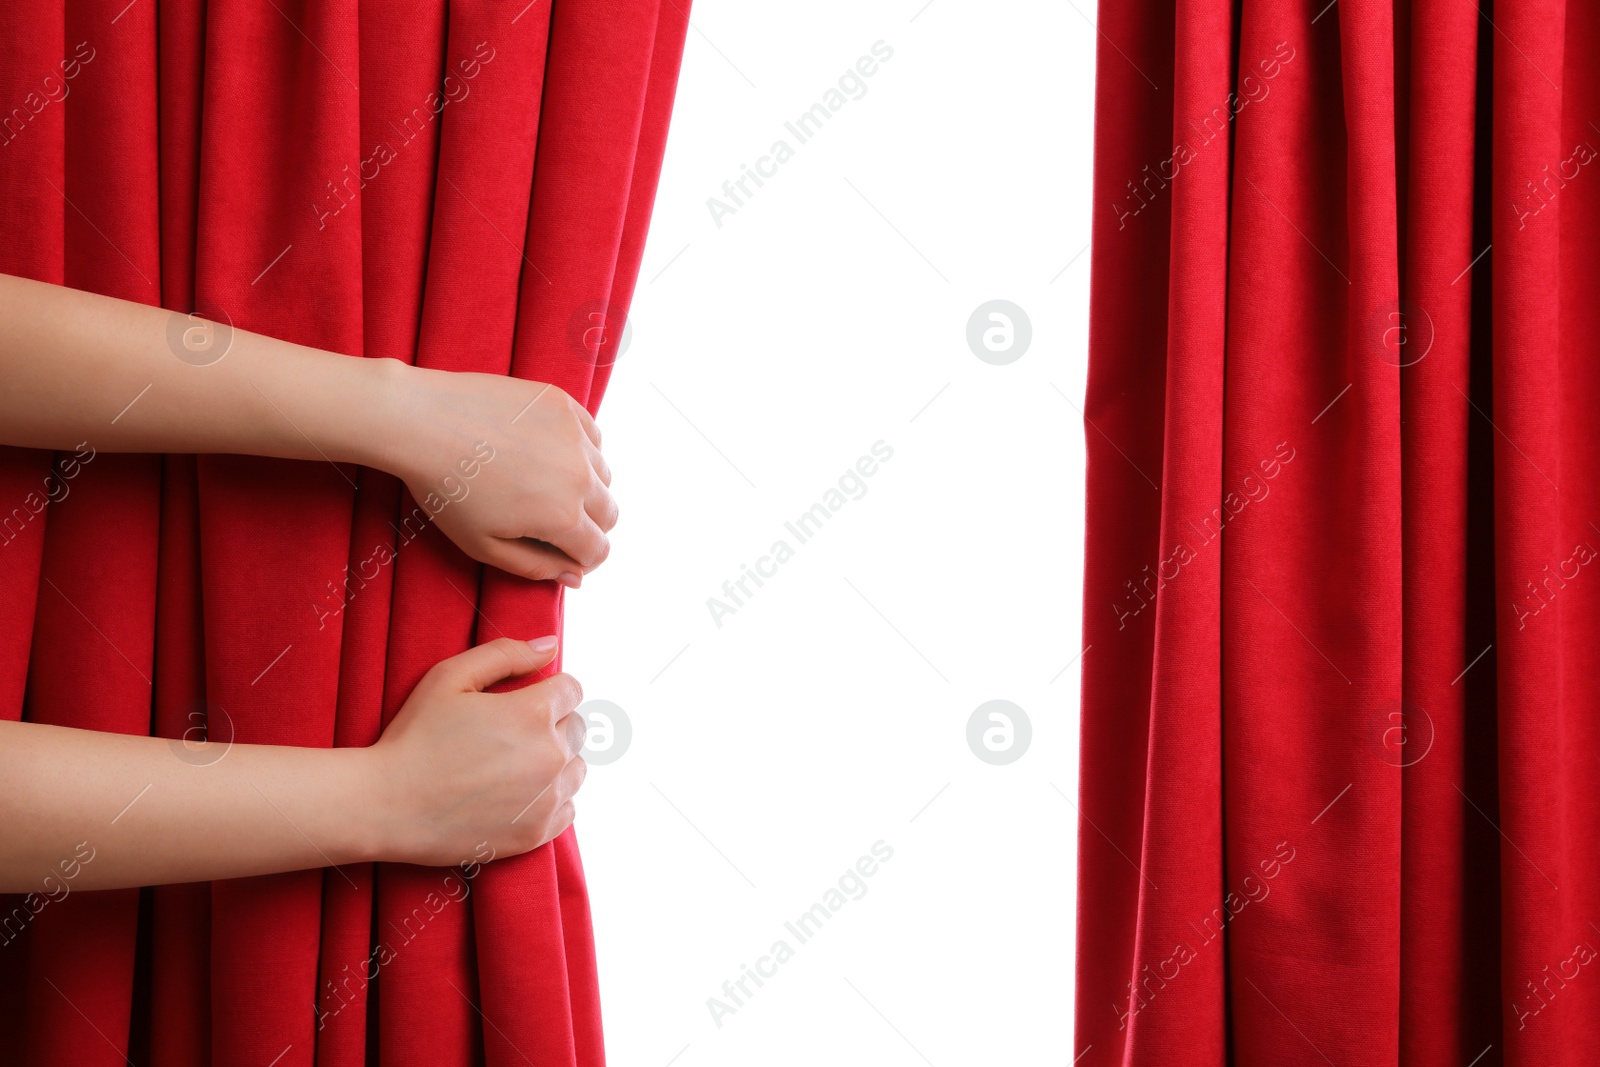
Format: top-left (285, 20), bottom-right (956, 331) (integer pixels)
top-left (0, 271), bottom-right (405, 471)
top-left (0, 719), bottom-right (387, 892)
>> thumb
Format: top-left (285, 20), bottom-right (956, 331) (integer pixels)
top-left (442, 635), bottom-right (560, 692)
top-left (482, 536), bottom-right (585, 589)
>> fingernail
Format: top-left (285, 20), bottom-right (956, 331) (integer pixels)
top-left (528, 635), bottom-right (558, 652)
top-left (557, 572), bottom-right (582, 589)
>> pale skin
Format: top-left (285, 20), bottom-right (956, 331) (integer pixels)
top-left (0, 272), bottom-right (611, 893)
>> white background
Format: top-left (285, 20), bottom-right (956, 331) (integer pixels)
top-left (567, 2), bottom-right (1095, 1063)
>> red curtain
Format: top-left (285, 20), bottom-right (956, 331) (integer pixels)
top-left (1078, 1), bottom-right (1600, 1064)
top-left (0, 2), bottom-right (688, 1064)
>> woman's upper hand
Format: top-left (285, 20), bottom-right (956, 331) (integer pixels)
top-left (365, 636), bottom-right (588, 867)
top-left (378, 362), bottom-right (618, 587)
top-left (0, 273), bottom-right (615, 587)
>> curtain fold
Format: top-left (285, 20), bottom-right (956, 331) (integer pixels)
top-left (0, 2), bottom-right (689, 1064)
top-left (1081, 1), bottom-right (1598, 1064)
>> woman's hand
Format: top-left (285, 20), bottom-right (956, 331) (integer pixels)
top-left (365, 636), bottom-right (588, 866)
top-left (0, 274), bottom-right (620, 587)
top-left (0, 635), bottom-right (589, 892)
top-left (381, 365), bottom-right (618, 588)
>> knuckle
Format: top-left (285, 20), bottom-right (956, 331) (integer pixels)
top-left (528, 692), bottom-right (558, 726)
top-left (534, 673), bottom-right (580, 719)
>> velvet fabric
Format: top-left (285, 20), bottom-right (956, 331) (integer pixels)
top-left (0, 2), bottom-right (688, 1064)
top-left (1078, 1), bottom-right (1600, 1064)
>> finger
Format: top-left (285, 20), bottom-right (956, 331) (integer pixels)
top-left (443, 635), bottom-right (558, 692)
top-left (585, 479), bottom-right (619, 535)
top-left (481, 537), bottom-right (586, 588)
top-left (572, 401), bottom-right (601, 449)
top-left (557, 755), bottom-right (588, 802)
top-left (533, 506), bottom-right (605, 572)
top-left (586, 441), bottom-right (612, 487)
top-left (547, 800), bottom-right (576, 841)
top-left (558, 514), bottom-right (610, 572)
top-left (556, 709), bottom-right (588, 756)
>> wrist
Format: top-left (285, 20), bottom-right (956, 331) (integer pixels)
top-left (349, 359), bottom-right (478, 500)
top-left (338, 356), bottom-right (423, 478)
top-left (332, 744), bottom-right (401, 865)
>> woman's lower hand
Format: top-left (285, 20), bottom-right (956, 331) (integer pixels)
top-left (365, 636), bottom-right (588, 867)
top-left (378, 361), bottom-right (618, 587)
top-left (0, 635), bottom-right (588, 891)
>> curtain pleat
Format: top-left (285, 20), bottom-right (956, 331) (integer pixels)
top-left (1492, 3), bottom-right (1590, 1066)
top-left (148, 0), bottom-right (215, 1034)
top-left (1398, 1), bottom-right (1496, 1063)
top-left (0, 1), bottom-right (59, 1046)
top-left (1110, 0), bottom-right (1232, 1062)
top-left (0, 2), bottom-right (690, 1064)
top-left (1081, 0), bottom-right (1600, 1064)
top-left (21, 1), bottom-right (163, 1062)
